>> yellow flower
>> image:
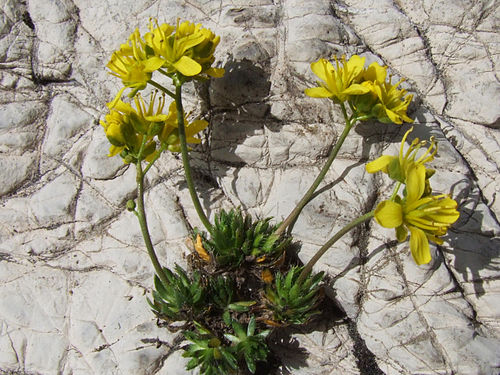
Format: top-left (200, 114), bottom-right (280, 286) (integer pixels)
top-left (107, 29), bottom-right (164, 96)
top-left (159, 102), bottom-right (209, 152)
top-left (374, 167), bottom-right (459, 265)
top-left (304, 55), bottom-right (370, 103)
top-left (366, 127), bottom-right (437, 189)
top-left (177, 21), bottom-right (224, 78)
top-left (362, 61), bottom-right (388, 83)
top-left (349, 62), bottom-right (388, 114)
top-left (101, 91), bottom-right (169, 161)
top-left (100, 109), bottom-right (139, 158)
top-left (145, 19), bottom-right (224, 78)
top-left (370, 77), bottom-right (413, 124)
top-left (350, 61), bottom-right (413, 124)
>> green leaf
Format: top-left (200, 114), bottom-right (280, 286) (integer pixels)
top-left (224, 333), bottom-right (239, 344)
top-left (262, 234), bottom-right (278, 252)
top-left (227, 301), bottom-right (255, 312)
top-left (247, 316), bottom-right (256, 336)
top-left (245, 352), bottom-right (257, 374)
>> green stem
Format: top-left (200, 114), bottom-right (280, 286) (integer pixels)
top-left (135, 159), bottom-right (169, 286)
top-left (175, 83), bottom-right (214, 234)
top-left (148, 79), bottom-right (176, 99)
top-left (298, 210), bottom-right (375, 283)
top-left (390, 181), bottom-right (402, 201)
top-left (143, 144), bottom-right (167, 176)
top-left (275, 102), bottom-right (355, 236)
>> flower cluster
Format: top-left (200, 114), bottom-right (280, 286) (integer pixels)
top-left (144, 19), bottom-right (224, 80)
top-left (102, 19), bottom-right (223, 162)
top-left (367, 128), bottom-right (459, 264)
top-left (108, 19), bottom-right (224, 99)
top-left (100, 92), bottom-right (209, 161)
top-left (305, 55), bottom-right (413, 125)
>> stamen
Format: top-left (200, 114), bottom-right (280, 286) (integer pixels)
top-left (407, 217), bottom-right (439, 231)
top-left (399, 127), bottom-right (414, 163)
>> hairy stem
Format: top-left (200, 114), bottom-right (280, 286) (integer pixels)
top-left (175, 83), bottom-right (213, 234)
top-left (275, 102), bottom-right (354, 236)
top-left (298, 210), bottom-right (375, 283)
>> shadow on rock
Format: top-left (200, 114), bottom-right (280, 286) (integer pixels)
top-left (445, 178), bottom-right (500, 297)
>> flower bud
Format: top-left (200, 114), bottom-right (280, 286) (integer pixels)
top-left (148, 122), bottom-right (164, 136)
top-left (126, 199), bottom-right (136, 211)
top-left (123, 154), bottom-right (136, 164)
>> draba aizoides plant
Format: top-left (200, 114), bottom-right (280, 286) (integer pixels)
top-left (101, 18), bottom-right (460, 374)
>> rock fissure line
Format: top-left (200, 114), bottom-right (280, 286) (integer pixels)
top-left (391, 247), bottom-right (455, 373)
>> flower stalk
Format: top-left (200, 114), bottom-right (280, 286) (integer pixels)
top-left (174, 83), bottom-right (214, 234)
top-left (135, 156), bottom-right (170, 287)
top-left (298, 210), bottom-right (375, 283)
top-left (275, 102), bottom-right (355, 236)
top-left (148, 79), bottom-right (176, 99)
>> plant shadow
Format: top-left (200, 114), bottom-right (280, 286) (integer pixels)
top-left (445, 177), bottom-right (500, 297)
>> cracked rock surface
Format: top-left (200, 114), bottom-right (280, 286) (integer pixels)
top-left (1, 0), bottom-right (499, 374)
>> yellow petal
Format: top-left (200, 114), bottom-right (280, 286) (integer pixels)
top-left (106, 122), bottom-right (126, 146)
top-left (144, 114), bottom-right (168, 122)
top-left (427, 234), bottom-right (444, 245)
top-left (108, 145), bottom-right (124, 157)
top-left (304, 86), bottom-right (332, 98)
top-left (396, 225), bottom-right (408, 242)
top-left (372, 82), bottom-right (384, 102)
top-left (310, 58), bottom-right (333, 83)
top-left (342, 83), bottom-right (371, 95)
top-left (385, 108), bottom-right (403, 124)
top-left (345, 55), bottom-right (366, 78)
top-left (406, 165), bottom-right (426, 203)
top-left (186, 137), bottom-right (201, 144)
top-left (108, 87), bottom-right (127, 109)
top-left (176, 33), bottom-right (206, 56)
top-left (144, 56), bottom-right (165, 72)
top-left (205, 67), bottom-right (225, 77)
top-left (400, 110), bottom-right (414, 124)
top-left (186, 119), bottom-right (209, 137)
top-left (366, 155), bottom-right (395, 174)
top-left (364, 62), bottom-right (387, 83)
top-left (111, 100), bottom-right (134, 114)
top-left (427, 198), bottom-right (460, 224)
top-left (374, 200), bottom-right (403, 228)
top-left (173, 56), bottom-right (202, 76)
top-left (408, 226), bottom-right (431, 265)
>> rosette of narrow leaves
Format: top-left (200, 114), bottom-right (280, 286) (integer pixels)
top-left (208, 275), bottom-right (256, 314)
top-left (248, 217), bottom-right (291, 264)
top-left (224, 316), bottom-right (270, 374)
top-left (209, 275), bottom-right (235, 310)
top-left (200, 209), bottom-right (290, 268)
top-left (265, 266), bottom-right (324, 325)
top-left (183, 322), bottom-right (237, 375)
top-left (198, 209), bottom-right (249, 266)
top-left (148, 264), bottom-right (206, 322)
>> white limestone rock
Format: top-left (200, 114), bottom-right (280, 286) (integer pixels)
top-left (0, 0), bottom-right (499, 374)
top-left (74, 184), bottom-right (115, 234)
top-left (27, 0), bottom-right (77, 80)
top-left (81, 128), bottom-right (125, 180)
top-left (0, 153), bottom-right (36, 196)
top-left (42, 95), bottom-right (94, 158)
top-left (0, 100), bottom-right (47, 152)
